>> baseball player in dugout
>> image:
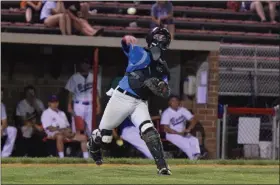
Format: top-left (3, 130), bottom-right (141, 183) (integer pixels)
top-left (65, 58), bottom-right (101, 137)
top-left (88, 27), bottom-right (172, 175)
top-left (1, 88), bottom-right (17, 158)
top-left (41, 95), bottom-right (89, 159)
top-left (161, 95), bottom-right (201, 160)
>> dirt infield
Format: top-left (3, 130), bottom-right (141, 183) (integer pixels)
top-left (2, 163), bottom-right (279, 168)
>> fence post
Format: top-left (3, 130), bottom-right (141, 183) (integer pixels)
top-left (216, 119), bottom-right (221, 159)
top-left (221, 105), bottom-right (228, 159)
top-left (273, 105), bottom-right (279, 159)
top-left (272, 108), bottom-right (277, 160)
top-left (278, 118), bottom-right (280, 159)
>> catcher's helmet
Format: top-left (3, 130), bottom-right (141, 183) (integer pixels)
top-left (146, 27), bottom-right (171, 50)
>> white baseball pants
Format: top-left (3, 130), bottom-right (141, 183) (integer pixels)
top-left (166, 133), bottom-right (201, 160)
top-left (72, 103), bottom-right (92, 137)
top-left (121, 126), bottom-right (153, 159)
top-left (1, 126), bottom-right (17, 157)
top-left (99, 89), bottom-right (151, 132)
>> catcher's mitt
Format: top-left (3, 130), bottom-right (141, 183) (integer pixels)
top-left (143, 77), bottom-right (170, 98)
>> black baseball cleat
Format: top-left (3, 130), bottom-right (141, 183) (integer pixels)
top-left (158, 167), bottom-right (172, 175)
top-left (87, 138), bottom-right (103, 165)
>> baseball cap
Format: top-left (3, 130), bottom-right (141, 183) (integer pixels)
top-left (48, 95), bottom-right (59, 102)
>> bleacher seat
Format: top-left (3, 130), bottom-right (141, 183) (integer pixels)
top-left (1, 1), bottom-right (279, 44)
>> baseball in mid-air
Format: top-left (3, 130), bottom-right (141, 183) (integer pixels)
top-left (116, 139), bottom-right (124, 146)
top-left (127, 7), bottom-right (136, 15)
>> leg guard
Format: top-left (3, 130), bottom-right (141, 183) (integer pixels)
top-left (139, 121), bottom-right (170, 174)
top-left (87, 129), bottom-right (113, 165)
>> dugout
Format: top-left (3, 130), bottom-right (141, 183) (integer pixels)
top-left (2, 33), bottom-right (220, 159)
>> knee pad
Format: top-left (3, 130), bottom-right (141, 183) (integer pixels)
top-left (140, 121), bottom-right (168, 169)
top-left (139, 120), bottom-right (155, 136)
top-left (91, 129), bottom-right (113, 144)
top-left (138, 120), bottom-right (161, 151)
top-left (141, 126), bottom-right (160, 143)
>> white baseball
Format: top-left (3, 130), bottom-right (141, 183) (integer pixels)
top-left (127, 7), bottom-right (136, 15)
top-left (116, 139), bottom-right (124, 146)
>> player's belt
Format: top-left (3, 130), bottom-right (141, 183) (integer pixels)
top-left (117, 87), bottom-right (140, 100)
top-left (74, 101), bottom-right (91, 105)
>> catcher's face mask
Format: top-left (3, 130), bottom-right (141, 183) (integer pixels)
top-left (149, 45), bottom-right (162, 61)
top-left (149, 34), bottom-right (169, 61)
top-left (147, 27), bottom-right (171, 61)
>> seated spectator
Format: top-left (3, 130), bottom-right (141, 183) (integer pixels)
top-left (243, 1), bottom-right (278, 23)
top-left (20, 0), bottom-right (44, 23)
top-left (1, 88), bottom-right (17, 158)
top-left (63, 1), bottom-right (104, 36)
top-left (41, 95), bottom-right (89, 159)
top-left (112, 118), bottom-right (153, 159)
top-left (227, 1), bottom-right (241, 12)
top-left (160, 95), bottom-right (201, 160)
top-left (40, 0), bottom-right (72, 35)
top-left (151, 1), bottom-right (175, 40)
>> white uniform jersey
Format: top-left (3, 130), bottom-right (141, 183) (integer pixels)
top-left (65, 72), bottom-right (99, 102)
top-left (16, 99), bottom-right (45, 117)
top-left (40, 1), bottom-right (56, 20)
top-left (41, 108), bottom-right (70, 130)
top-left (160, 107), bottom-right (194, 133)
top-left (1, 103), bottom-right (7, 120)
top-left (1, 102), bottom-right (18, 157)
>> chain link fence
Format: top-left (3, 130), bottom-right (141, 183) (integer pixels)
top-left (220, 106), bottom-right (278, 160)
top-left (219, 44), bottom-right (280, 97)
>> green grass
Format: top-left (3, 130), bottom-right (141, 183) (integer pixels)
top-left (2, 164), bottom-right (279, 184)
top-left (1, 157), bottom-right (280, 165)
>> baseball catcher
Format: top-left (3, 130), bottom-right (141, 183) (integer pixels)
top-left (87, 27), bottom-right (172, 175)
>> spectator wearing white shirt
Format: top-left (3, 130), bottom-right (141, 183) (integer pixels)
top-left (40, 0), bottom-right (72, 35)
top-left (41, 95), bottom-right (88, 158)
top-left (160, 95), bottom-right (201, 160)
top-left (1, 88), bottom-right (17, 157)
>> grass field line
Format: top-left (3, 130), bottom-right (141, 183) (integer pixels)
top-left (2, 163), bottom-right (279, 168)
top-left (2, 157), bottom-right (279, 165)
